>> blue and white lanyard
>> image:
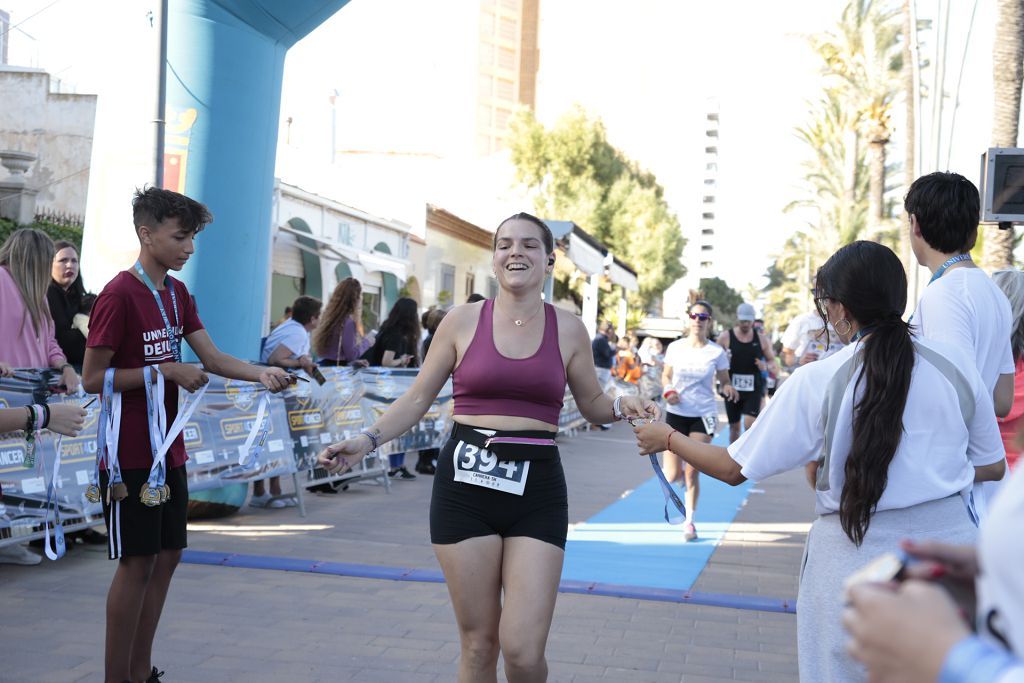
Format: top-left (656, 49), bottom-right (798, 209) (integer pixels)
top-left (651, 455), bottom-right (687, 525)
top-left (94, 368), bottom-right (123, 491)
top-left (42, 435), bottom-right (66, 560)
top-left (930, 253), bottom-right (973, 285)
top-left (909, 254), bottom-right (973, 324)
top-left (142, 365), bottom-right (207, 496)
top-left (134, 260), bottom-right (181, 362)
top-left (238, 393), bottom-right (272, 469)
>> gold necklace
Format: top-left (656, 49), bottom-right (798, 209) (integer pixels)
top-left (496, 300), bottom-right (544, 327)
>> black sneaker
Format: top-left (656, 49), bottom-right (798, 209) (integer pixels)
top-left (145, 667), bottom-right (165, 682)
top-left (414, 462), bottom-right (436, 475)
top-left (389, 466), bottom-right (416, 480)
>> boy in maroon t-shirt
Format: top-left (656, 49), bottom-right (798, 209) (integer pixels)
top-left (83, 188), bottom-right (292, 683)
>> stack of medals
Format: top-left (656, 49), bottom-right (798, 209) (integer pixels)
top-left (142, 365), bottom-right (208, 507)
top-left (142, 366), bottom-right (169, 507)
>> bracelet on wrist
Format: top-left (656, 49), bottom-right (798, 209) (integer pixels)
top-left (40, 403), bottom-right (51, 430)
top-left (667, 429), bottom-right (679, 453)
top-left (24, 405), bottom-right (35, 434)
top-left (612, 395), bottom-right (625, 421)
top-left (359, 430), bottom-right (379, 452)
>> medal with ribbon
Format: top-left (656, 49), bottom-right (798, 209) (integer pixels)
top-left (238, 392), bottom-right (272, 470)
top-left (93, 368), bottom-right (128, 504)
top-left (629, 417), bottom-right (687, 525)
top-left (42, 435), bottom-right (66, 560)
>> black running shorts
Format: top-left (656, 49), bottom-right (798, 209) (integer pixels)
top-left (725, 390), bottom-right (762, 423)
top-left (430, 434), bottom-right (569, 550)
top-left (666, 411), bottom-right (711, 436)
top-left (100, 465), bottom-right (188, 560)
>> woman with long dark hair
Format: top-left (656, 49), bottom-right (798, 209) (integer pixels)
top-left (317, 213), bottom-right (656, 681)
top-left (634, 241), bottom-right (1006, 681)
top-left (314, 277), bottom-right (374, 367)
top-left (371, 297), bottom-right (421, 479)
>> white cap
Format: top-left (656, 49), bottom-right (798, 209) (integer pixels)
top-left (736, 303), bottom-right (756, 321)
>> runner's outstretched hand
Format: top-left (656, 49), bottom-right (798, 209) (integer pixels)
top-left (634, 421), bottom-right (673, 455)
top-left (316, 435), bottom-right (374, 475)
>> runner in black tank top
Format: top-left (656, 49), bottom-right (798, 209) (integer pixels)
top-left (719, 303), bottom-right (777, 443)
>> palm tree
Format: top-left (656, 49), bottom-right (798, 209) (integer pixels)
top-left (982, 0), bottom-right (1024, 270)
top-left (812, 0), bottom-right (902, 239)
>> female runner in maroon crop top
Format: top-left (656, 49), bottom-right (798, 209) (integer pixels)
top-left (317, 213), bottom-right (658, 682)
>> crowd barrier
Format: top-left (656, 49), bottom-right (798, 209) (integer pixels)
top-left (0, 366), bottom-right (644, 550)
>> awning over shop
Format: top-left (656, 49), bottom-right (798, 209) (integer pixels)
top-left (278, 223), bottom-right (405, 281)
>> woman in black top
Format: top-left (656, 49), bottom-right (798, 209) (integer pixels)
top-left (371, 297), bottom-right (421, 479)
top-left (46, 241), bottom-right (90, 370)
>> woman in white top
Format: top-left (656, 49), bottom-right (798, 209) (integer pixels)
top-left (635, 241), bottom-right (1006, 682)
top-left (660, 300), bottom-right (738, 541)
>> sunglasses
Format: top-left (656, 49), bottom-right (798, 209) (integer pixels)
top-left (688, 313), bottom-right (710, 321)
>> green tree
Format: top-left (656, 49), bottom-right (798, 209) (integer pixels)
top-left (509, 106), bottom-right (684, 313)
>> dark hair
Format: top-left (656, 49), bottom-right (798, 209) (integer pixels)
top-left (133, 187), bottom-right (213, 235)
top-left (903, 172), bottom-right (980, 254)
top-left (425, 307), bottom-right (447, 334)
top-left (378, 297), bottom-right (422, 366)
top-left (52, 239), bottom-right (86, 302)
top-left (814, 241), bottom-right (914, 546)
top-left (493, 212), bottom-right (554, 254)
top-left (466, 292), bottom-right (486, 303)
top-left (290, 295), bottom-right (322, 325)
top-left (688, 299), bottom-right (713, 316)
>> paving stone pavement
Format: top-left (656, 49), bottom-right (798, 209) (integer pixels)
top-left (0, 421), bottom-right (815, 682)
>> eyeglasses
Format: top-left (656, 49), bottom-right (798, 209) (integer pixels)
top-left (688, 313), bottom-right (710, 321)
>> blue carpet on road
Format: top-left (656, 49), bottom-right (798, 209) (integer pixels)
top-left (562, 430), bottom-right (751, 591)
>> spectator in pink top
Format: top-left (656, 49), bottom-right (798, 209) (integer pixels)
top-left (993, 268), bottom-right (1024, 471)
top-left (0, 228), bottom-right (79, 392)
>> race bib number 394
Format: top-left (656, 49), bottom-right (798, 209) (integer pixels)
top-left (452, 441), bottom-right (530, 496)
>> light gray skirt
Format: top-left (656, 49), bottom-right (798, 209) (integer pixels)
top-left (797, 495), bottom-right (978, 682)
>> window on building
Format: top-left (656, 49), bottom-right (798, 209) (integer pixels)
top-left (703, 196), bottom-right (715, 204)
top-left (465, 272), bottom-right (476, 299)
top-left (701, 260), bottom-right (713, 269)
top-left (494, 107), bottom-right (512, 131)
top-left (499, 16), bottom-right (517, 42)
top-left (497, 46), bottom-right (516, 70)
top-left (479, 42), bottom-right (495, 67)
top-left (702, 228), bottom-right (714, 236)
top-left (705, 162), bottom-right (717, 172)
top-left (501, 0), bottom-right (519, 9)
top-left (480, 10), bottom-right (495, 33)
top-left (479, 74), bottom-right (493, 98)
top-left (440, 263), bottom-right (456, 306)
top-left (705, 146), bottom-right (717, 154)
top-left (702, 212), bottom-right (715, 220)
top-left (707, 112), bottom-right (719, 122)
top-left (705, 129), bottom-right (719, 137)
top-left (478, 104), bottom-right (493, 128)
top-left (702, 244), bottom-right (714, 251)
top-left (338, 222), bottom-right (352, 245)
top-left (496, 77), bottom-right (515, 102)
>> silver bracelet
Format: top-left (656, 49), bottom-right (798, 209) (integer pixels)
top-left (359, 430), bottom-right (379, 452)
top-left (612, 395), bottom-right (625, 421)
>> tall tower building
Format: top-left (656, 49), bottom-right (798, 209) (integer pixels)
top-left (476, 0), bottom-right (540, 156)
top-left (698, 105), bottom-right (720, 278)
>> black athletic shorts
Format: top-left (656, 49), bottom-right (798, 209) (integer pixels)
top-left (430, 428), bottom-right (568, 550)
top-left (725, 390), bottom-right (762, 423)
top-left (666, 411), bottom-right (711, 436)
top-left (100, 465), bottom-right (188, 560)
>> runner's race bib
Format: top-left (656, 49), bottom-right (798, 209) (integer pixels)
top-left (452, 440), bottom-right (530, 495)
top-left (701, 414), bottom-right (717, 436)
top-left (732, 373), bottom-right (755, 392)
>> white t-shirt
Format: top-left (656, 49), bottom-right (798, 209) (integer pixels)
top-left (728, 338), bottom-right (1004, 515)
top-left (780, 310), bottom-right (846, 361)
top-left (663, 339), bottom-right (729, 418)
top-left (260, 318), bottom-right (310, 363)
top-left (914, 267), bottom-right (1014, 394)
top-left (977, 464), bottom-right (1024, 657)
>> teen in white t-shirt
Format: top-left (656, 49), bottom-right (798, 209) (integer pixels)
top-left (781, 310), bottom-right (846, 367)
top-left (634, 242), bottom-right (1006, 682)
top-left (659, 301), bottom-right (738, 541)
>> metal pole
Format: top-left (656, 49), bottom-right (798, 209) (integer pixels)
top-left (155, 0), bottom-right (168, 188)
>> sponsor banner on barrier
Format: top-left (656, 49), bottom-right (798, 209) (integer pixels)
top-left (359, 368), bottom-right (453, 455)
top-left (282, 366), bottom-right (366, 473)
top-left (183, 375), bottom-right (296, 492)
top-left (0, 372), bottom-right (101, 539)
